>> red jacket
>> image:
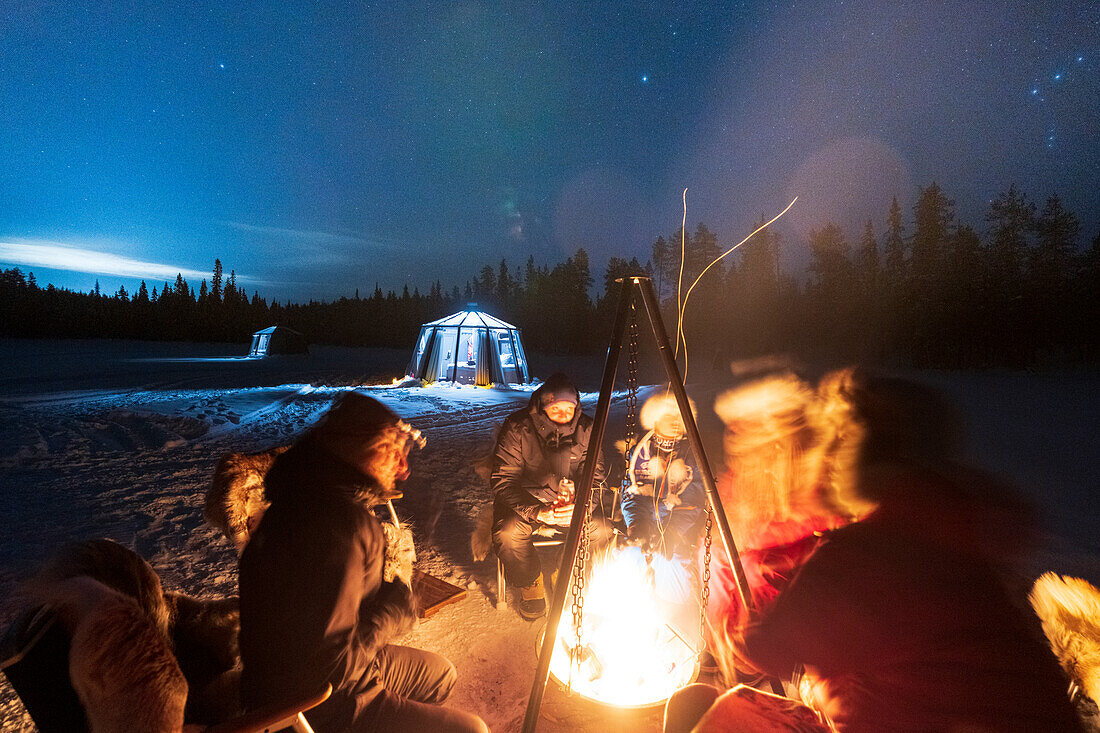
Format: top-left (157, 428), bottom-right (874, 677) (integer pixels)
top-left (740, 468), bottom-right (1081, 732)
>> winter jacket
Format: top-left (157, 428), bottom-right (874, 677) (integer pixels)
top-left (739, 465), bottom-right (1082, 733)
top-left (238, 438), bottom-right (417, 731)
top-left (620, 434), bottom-right (705, 547)
top-left (491, 388), bottom-right (605, 523)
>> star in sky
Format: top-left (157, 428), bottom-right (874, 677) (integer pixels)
top-left (1, 1), bottom-right (1096, 301)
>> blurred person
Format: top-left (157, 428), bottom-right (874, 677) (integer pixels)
top-left (704, 373), bottom-right (850, 640)
top-left (238, 392), bottom-right (488, 733)
top-left (702, 369), bottom-right (1081, 732)
top-left (491, 372), bottom-right (611, 620)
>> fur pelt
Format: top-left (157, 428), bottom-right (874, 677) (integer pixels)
top-left (381, 521), bottom-right (416, 585)
top-left (164, 591), bottom-right (242, 723)
top-left (470, 504), bottom-right (495, 563)
top-left (34, 538), bottom-right (171, 641)
top-left (28, 539), bottom-right (243, 726)
top-left (1030, 572), bottom-right (1100, 706)
top-left (206, 446), bottom-right (288, 554)
top-left (35, 576), bottom-right (188, 733)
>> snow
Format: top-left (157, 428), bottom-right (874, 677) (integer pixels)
top-left (1, 338), bottom-right (1097, 731)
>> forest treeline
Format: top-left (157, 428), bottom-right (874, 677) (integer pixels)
top-left (2, 182), bottom-right (1098, 369)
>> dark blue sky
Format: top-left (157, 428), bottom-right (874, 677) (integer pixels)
top-left (2, 1), bottom-right (1097, 302)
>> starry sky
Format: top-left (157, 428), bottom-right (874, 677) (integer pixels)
top-left (1, 1), bottom-right (1097, 302)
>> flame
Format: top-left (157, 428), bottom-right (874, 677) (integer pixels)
top-left (549, 546), bottom-right (700, 707)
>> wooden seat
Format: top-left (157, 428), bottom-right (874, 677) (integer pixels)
top-left (205, 684), bottom-right (331, 733)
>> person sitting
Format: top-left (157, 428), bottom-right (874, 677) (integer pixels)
top-left (238, 392), bottom-right (487, 733)
top-left (692, 369), bottom-right (1083, 733)
top-left (491, 372), bottom-right (611, 620)
top-left (705, 373), bottom-right (851, 636)
top-left (621, 393), bottom-right (705, 560)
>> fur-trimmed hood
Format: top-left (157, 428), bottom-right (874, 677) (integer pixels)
top-left (263, 436), bottom-right (398, 508)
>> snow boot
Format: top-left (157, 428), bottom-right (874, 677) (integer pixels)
top-left (518, 575), bottom-right (546, 620)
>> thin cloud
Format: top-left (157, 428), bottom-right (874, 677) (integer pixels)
top-left (0, 239), bottom-right (227, 283)
top-left (222, 221), bottom-right (409, 255)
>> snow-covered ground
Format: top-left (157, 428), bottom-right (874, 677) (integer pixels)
top-left (1, 338), bottom-right (1097, 731)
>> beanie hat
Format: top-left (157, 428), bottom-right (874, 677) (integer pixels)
top-left (538, 372), bottom-right (580, 409)
top-left (314, 392), bottom-right (400, 444)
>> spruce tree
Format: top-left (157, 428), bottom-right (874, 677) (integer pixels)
top-left (212, 259), bottom-right (223, 301)
top-left (883, 196), bottom-right (906, 285)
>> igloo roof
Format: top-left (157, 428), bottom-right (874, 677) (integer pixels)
top-left (424, 309), bottom-right (517, 330)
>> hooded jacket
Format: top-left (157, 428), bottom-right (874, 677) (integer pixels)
top-left (491, 382), bottom-right (605, 523)
top-left (238, 436), bottom-right (417, 730)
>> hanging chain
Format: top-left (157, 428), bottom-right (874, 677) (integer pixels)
top-left (698, 503), bottom-right (714, 657)
top-left (622, 299), bottom-right (641, 493)
top-left (569, 507), bottom-right (591, 685)
top-left (568, 292), bottom-right (638, 686)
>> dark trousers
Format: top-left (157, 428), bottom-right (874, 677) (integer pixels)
top-left (492, 497), bottom-right (613, 588)
top-left (352, 645), bottom-right (487, 732)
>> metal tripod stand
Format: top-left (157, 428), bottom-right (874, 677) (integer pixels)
top-left (521, 276), bottom-right (775, 732)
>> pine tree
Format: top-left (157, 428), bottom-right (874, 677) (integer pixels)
top-left (911, 182), bottom-right (954, 281)
top-left (476, 265), bottom-right (496, 303)
top-left (985, 184), bottom-right (1034, 282)
top-left (1032, 194), bottom-right (1079, 282)
top-left (856, 219), bottom-right (880, 287)
top-left (497, 259), bottom-right (512, 307)
top-left (212, 259), bottom-right (223, 301)
top-left (883, 196), bottom-right (906, 284)
top-left (807, 223), bottom-right (852, 287)
top-left (690, 223), bottom-right (722, 284)
top-left (651, 236), bottom-right (670, 301)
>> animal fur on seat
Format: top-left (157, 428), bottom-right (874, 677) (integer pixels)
top-left (35, 537), bottom-right (171, 639)
top-left (29, 539), bottom-right (244, 725)
top-left (206, 446), bottom-right (289, 554)
top-left (209, 445), bottom-right (416, 585)
top-left (1030, 572), bottom-right (1100, 706)
top-left (164, 591), bottom-right (243, 724)
top-left (32, 576), bottom-right (189, 733)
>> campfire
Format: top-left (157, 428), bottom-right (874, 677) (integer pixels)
top-left (548, 545), bottom-right (700, 708)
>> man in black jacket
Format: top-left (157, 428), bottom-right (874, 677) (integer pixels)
top-left (239, 392), bottom-right (487, 732)
top-left (491, 373), bottom-right (611, 619)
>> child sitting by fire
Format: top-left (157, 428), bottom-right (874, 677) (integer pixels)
top-left (621, 393), bottom-right (706, 561)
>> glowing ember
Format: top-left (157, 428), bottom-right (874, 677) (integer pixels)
top-left (549, 546), bottom-right (700, 707)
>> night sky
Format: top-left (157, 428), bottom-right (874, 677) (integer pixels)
top-left (2, 1), bottom-right (1097, 302)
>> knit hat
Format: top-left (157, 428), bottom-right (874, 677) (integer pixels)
top-left (538, 372), bottom-right (580, 410)
top-left (312, 392), bottom-right (425, 450)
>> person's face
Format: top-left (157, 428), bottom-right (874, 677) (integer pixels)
top-left (544, 401), bottom-right (576, 424)
top-left (369, 432), bottom-right (411, 492)
top-left (655, 413), bottom-right (686, 442)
